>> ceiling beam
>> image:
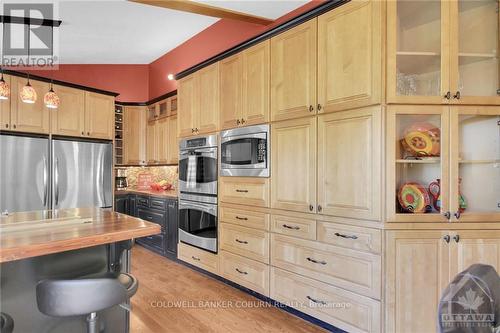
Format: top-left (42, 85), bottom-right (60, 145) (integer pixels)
top-left (130, 0), bottom-right (274, 25)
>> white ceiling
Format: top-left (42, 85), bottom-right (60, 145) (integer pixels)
top-left (1, 0), bottom-right (309, 64)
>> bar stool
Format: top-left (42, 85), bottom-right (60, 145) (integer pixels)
top-left (36, 272), bottom-right (138, 333)
top-left (0, 312), bottom-right (14, 333)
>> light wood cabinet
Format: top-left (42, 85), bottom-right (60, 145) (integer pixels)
top-left (11, 76), bottom-right (50, 134)
top-left (270, 214), bottom-right (316, 241)
top-left (146, 120), bottom-right (156, 164)
top-left (0, 74), bottom-right (11, 130)
top-left (220, 223), bottom-right (270, 264)
top-left (178, 242), bottom-right (219, 275)
top-left (317, 0), bottom-right (382, 113)
top-left (219, 177), bottom-right (270, 208)
top-left (167, 115), bottom-right (178, 164)
top-left (178, 63), bottom-right (219, 137)
top-left (84, 91), bottom-right (114, 140)
top-left (271, 19), bottom-right (317, 121)
top-left (123, 106), bottom-right (146, 165)
top-left (450, 230), bottom-right (500, 276)
top-left (220, 206), bottom-right (270, 231)
top-left (220, 251), bottom-right (270, 296)
top-left (317, 221), bottom-right (382, 254)
top-left (51, 85), bottom-right (85, 137)
top-left (271, 117), bottom-right (317, 213)
top-left (219, 41), bottom-right (270, 130)
top-left (146, 117), bottom-right (170, 165)
top-left (318, 106), bottom-right (382, 220)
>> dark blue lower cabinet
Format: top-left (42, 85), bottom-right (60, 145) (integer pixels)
top-left (165, 199), bottom-right (178, 259)
top-left (114, 195), bottom-right (129, 215)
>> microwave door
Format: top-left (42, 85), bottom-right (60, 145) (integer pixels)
top-left (220, 138), bottom-right (267, 169)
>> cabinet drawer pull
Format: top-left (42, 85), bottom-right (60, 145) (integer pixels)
top-left (306, 296), bottom-right (327, 305)
top-left (235, 216), bottom-right (248, 221)
top-left (306, 257), bottom-right (327, 265)
top-left (191, 256), bottom-right (200, 261)
top-left (235, 239), bottom-right (248, 244)
top-left (147, 216), bottom-right (153, 220)
top-left (235, 268), bottom-right (248, 275)
top-left (235, 189), bottom-right (248, 193)
top-left (334, 232), bottom-right (358, 240)
top-left (282, 224), bottom-right (300, 230)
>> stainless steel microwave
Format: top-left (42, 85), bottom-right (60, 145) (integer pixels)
top-left (219, 124), bottom-right (269, 177)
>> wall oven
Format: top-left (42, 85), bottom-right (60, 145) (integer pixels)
top-left (178, 200), bottom-right (217, 253)
top-left (220, 124), bottom-right (270, 177)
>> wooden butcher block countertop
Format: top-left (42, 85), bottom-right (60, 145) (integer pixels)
top-left (0, 208), bottom-right (161, 263)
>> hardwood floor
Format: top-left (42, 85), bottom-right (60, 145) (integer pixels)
top-left (130, 245), bottom-right (327, 333)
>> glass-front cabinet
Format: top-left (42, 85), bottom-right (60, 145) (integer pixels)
top-left (450, 106), bottom-right (500, 222)
top-left (387, 105), bottom-right (450, 222)
top-left (388, 0), bottom-right (500, 105)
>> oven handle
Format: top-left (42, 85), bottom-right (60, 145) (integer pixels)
top-left (179, 200), bottom-right (217, 216)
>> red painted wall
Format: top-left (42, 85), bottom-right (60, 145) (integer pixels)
top-left (19, 64), bottom-right (149, 103)
top-left (148, 0), bottom-right (325, 100)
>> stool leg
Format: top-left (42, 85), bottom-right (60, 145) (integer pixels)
top-left (86, 312), bottom-right (99, 333)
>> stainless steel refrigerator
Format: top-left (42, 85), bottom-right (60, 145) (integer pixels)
top-left (0, 133), bottom-right (112, 214)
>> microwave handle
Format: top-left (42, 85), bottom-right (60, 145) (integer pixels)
top-left (220, 132), bottom-right (267, 144)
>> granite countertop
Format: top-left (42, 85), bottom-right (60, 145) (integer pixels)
top-left (115, 188), bottom-right (178, 198)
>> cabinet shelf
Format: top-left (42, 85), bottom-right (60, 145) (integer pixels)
top-left (396, 159), bottom-right (440, 164)
top-left (397, 51), bottom-right (440, 56)
top-left (459, 159), bottom-right (500, 164)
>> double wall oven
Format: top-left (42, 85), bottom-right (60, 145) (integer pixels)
top-left (178, 134), bottom-right (218, 253)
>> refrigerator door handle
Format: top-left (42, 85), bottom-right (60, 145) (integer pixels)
top-left (42, 156), bottom-right (48, 208)
top-left (54, 157), bottom-right (60, 207)
top-left (101, 154), bottom-right (106, 208)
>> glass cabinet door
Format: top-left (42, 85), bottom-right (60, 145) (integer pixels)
top-left (387, 0), bottom-right (450, 103)
top-left (450, 107), bottom-right (500, 222)
top-left (147, 104), bottom-right (158, 122)
top-left (387, 106), bottom-right (450, 222)
top-left (158, 99), bottom-right (169, 119)
top-left (450, 0), bottom-right (500, 104)
top-left (170, 96), bottom-right (178, 116)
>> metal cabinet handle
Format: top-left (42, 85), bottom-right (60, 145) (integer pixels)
top-left (4, 124), bottom-right (8, 128)
top-left (235, 189), bottom-right (248, 193)
top-left (306, 257), bottom-right (327, 265)
top-left (236, 119), bottom-right (240, 125)
top-left (453, 235), bottom-right (460, 243)
top-left (317, 205), bottom-right (322, 212)
top-left (306, 296), bottom-right (327, 305)
top-left (235, 216), bottom-right (248, 221)
top-left (12, 124), bottom-right (16, 129)
top-left (453, 91), bottom-right (461, 100)
top-left (282, 224), bottom-right (300, 230)
top-left (235, 268), bottom-right (248, 275)
top-left (191, 256), bottom-right (200, 261)
top-left (454, 211), bottom-right (461, 220)
top-left (195, 128), bottom-right (199, 132)
top-left (309, 205), bottom-right (314, 212)
top-left (308, 105), bottom-right (314, 112)
top-left (191, 128), bottom-right (195, 133)
top-left (241, 118), bottom-right (245, 124)
top-left (87, 132), bottom-right (90, 136)
top-left (334, 232), bottom-right (358, 240)
top-left (235, 239), bottom-right (248, 244)
top-left (443, 211), bottom-right (451, 219)
top-left (444, 91), bottom-right (451, 99)
top-left (317, 104), bottom-right (322, 112)
top-left (443, 235), bottom-right (451, 243)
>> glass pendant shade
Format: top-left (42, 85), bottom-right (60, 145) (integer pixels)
top-left (20, 82), bottom-right (37, 104)
top-left (0, 77), bottom-right (10, 100)
top-left (44, 88), bottom-right (60, 109)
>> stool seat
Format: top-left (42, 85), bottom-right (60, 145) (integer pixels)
top-left (0, 312), bottom-right (14, 333)
top-left (82, 272), bottom-right (138, 298)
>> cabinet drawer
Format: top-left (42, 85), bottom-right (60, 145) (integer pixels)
top-left (220, 251), bottom-right (270, 296)
top-left (136, 195), bottom-right (150, 208)
top-left (219, 177), bottom-right (269, 207)
top-left (150, 198), bottom-right (166, 210)
top-left (220, 206), bottom-right (269, 230)
top-left (271, 234), bottom-right (381, 299)
top-left (220, 223), bottom-right (269, 264)
top-left (137, 234), bottom-right (164, 254)
top-left (271, 214), bottom-right (316, 240)
top-left (178, 242), bottom-right (219, 274)
top-left (317, 221), bottom-right (381, 254)
top-left (137, 208), bottom-right (165, 227)
top-left (271, 268), bottom-right (381, 333)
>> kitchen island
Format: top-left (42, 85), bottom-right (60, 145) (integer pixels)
top-left (0, 208), bottom-right (161, 333)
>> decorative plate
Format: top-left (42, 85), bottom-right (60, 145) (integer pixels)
top-left (401, 122), bottom-right (440, 157)
top-left (398, 182), bottom-right (432, 213)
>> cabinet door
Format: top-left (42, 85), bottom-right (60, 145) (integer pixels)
top-left (168, 116), bottom-right (179, 164)
top-left (146, 121), bottom-right (157, 164)
top-left (51, 85), bottom-right (85, 137)
top-left (271, 117), bottom-right (316, 213)
top-left (169, 96), bottom-right (177, 116)
top-left (0, 74), bottom-right (11, 130)
top-left (387, 0), bottom-right (451, 104)
top-left (450, 230), bottom-right (500, 276)
top-left (449, 0), bottom-right (500, 105)
top-left (147, 104), bottom-right (158, 122)
top-left (385, 230), bottom-right (451, 333)
top-left (386, 105), bottom-right (451, 222)
top-left (220, 54), bottom-right (243, 130)
top-left (318, 0), bottom-right (382, 113)
top-left (156, 117), bottom-right (168, 164)
top-left (449, 106), bottom-right (500, 222)
top-left (318, 106), bottom-right (382, 220)
top-left (157, 99), bottom-right (169, 119)
top-left (270, 19), bottom-right (317, 121)
top-left (123, 106), bottom-right (146, 165)
top-left (11, 77), bottom-right (50, 134)
top-left (84, 92), bottom-right (114, 140)
top-left (114, 195), bottom-right (129, 215)
top-left (177, 74), bottom-right (197, 137)
top-left (243, 40), bottom-right (270, 126)
top-left (197, 62), bottom-right (219, 134)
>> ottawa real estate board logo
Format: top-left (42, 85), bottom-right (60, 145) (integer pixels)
top-left (2, 3), bottom-right (59, 69)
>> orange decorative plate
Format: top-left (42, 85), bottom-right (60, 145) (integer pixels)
top-left (401, 122), bottom-right (440, 157)
top-left (398, 182), bottom-right (432, 213)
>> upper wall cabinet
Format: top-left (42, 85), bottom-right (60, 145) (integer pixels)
top-left (220, 40), bottom-right (270, 130)
top-left (387, 0), bottom-right (499, 105)
top-left (178, 62), bottom-right (219, 137)
top-left (84, 91), bottom-right (115, 140)
top-left (0, 75), bottom-right (11, 130)
top-left (271, 19), bottom-right (317, 121)
top-left (51, 85), bottom-right (85, 137)
top-left (11, 76), bottom-right (50, 134)
top-left (317, 0), bottom-right (382, 113)
top-left (123, 106), bottom-right (146, 165)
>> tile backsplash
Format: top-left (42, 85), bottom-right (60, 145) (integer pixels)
top-left (117, 166), bottom-right (178, 189)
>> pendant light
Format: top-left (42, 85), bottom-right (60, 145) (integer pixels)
top-left (0, 22), bottom-right (10, 100)
top-left (44, 27), bottom-right (59, 109)
top-left (21, 22), bottom-right (37, 104)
